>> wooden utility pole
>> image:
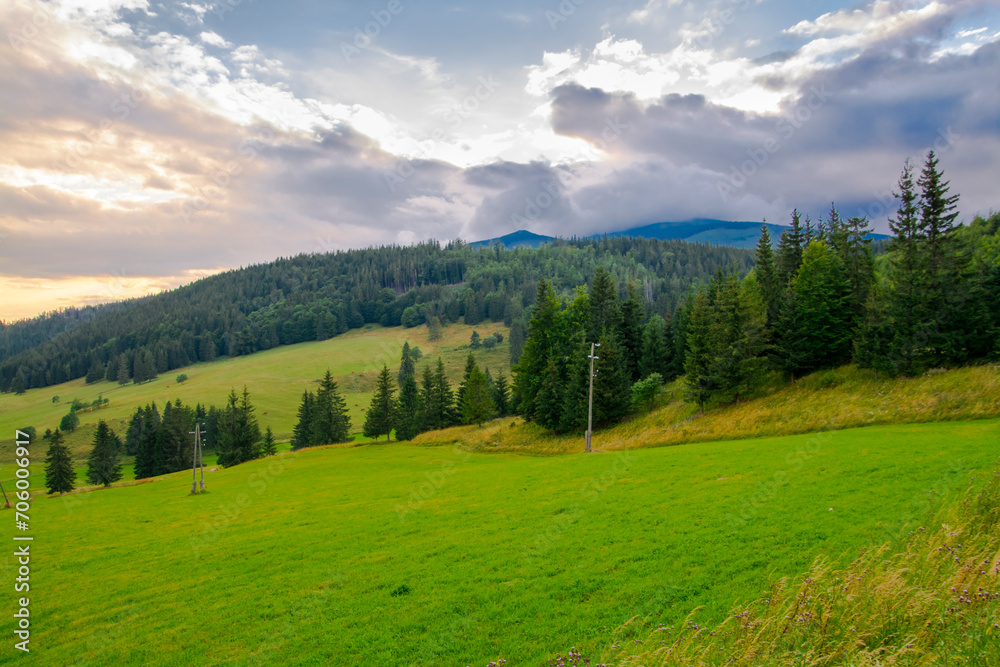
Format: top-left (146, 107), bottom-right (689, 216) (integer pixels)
top-left (585, 342), bottom-right (600, 453)
top-left (0, 480), bottom-right (10, 508)
top-left (190, 423), bottom-right (205, 494)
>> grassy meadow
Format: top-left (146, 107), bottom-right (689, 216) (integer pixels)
top-left (1, 419), bottom-right (997, 665)
top-left (415, 364), bottom-right (1000, 456)
top-left (0, 322), bottom-right (510, 483)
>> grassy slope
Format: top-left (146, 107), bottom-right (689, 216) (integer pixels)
top-left (0, 322), bottom-right (510, 480)
top-left (414, 364), bottom-right (1000, 455)
top-left (1, 419), bottom-right (997, 666)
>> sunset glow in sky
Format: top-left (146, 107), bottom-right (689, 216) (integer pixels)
top-left (1, 0), bottom-right (999, 320)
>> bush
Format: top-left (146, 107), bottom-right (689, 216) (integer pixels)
top-left (493, 330), bottom-right (504, 343)
top-left (52, 395), bottom-right (60, 403)
top-left (18, 426), bottom-right (37, 441)
top-left (483, 335), bottom-right (497, 349)
top-left (176, 374), bottom-right (188, 384)
top-left (59, 411), bottom-right (80, 432)
top-left (631, 373), bottom-right (663, 412)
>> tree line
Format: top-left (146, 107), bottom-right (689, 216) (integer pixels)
top-left (512, 152), bottom-right (1000, 429)
top-left (2, 236), bottom-right (752, 394)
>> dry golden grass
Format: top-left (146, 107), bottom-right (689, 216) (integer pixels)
top-left (412, 364), bottom-right (1000, 456)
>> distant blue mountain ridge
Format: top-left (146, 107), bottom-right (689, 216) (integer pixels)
top-left (470, 218), bottom-right (888, 250)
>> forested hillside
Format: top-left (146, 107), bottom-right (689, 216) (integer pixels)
top-left (0, 237), bottom-right (751, 393)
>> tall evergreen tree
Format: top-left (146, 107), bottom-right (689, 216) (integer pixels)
top-left (85, 356), bottom-right (104, 384)
top-left (124, 409), bottom-right (143, 456)
top-left (398, 342), bottom-right (416, 385)
top-left (640, 314), bottom-right (671, 379)
top-left (217, 387), bottom-right (262, 467)
top-left (777, 209), bottom-right (805, 283)
top-left (512, 280), bottom-right (561, 421)
top-left (492, 370), bottom-right (510, 417)
top-left (261, 426), bottom-right (277, 456)
top-left (785, 241), bottom-right (854, 374)
top-left (591, 334), bottom-right (631, 426)
top-left (12, 368), bottom-right (26, 395)
top-left (291, 390), bottom-right (315, 450)
top-left (394, 373), bottom-right (421, 441)
top-left (44, 428), bottom-right (76, 494)
top-left (587, 267), bottom-right (620, 342)
top-left (86, 420), bottom-right (123, 487)
top-left (754, 224), bottom-right (781, 329)
top-left (461, 363), bottom-right (496, 426)
top-left (133, 403), bottom-right (160, 479)
top-left (617, 281), bottom-right (645, 383)
top-left (312, 370), bottom-right (351, 445)
top-left (116, 353), bottom-right (130, 385)
top-left (363, 365), bottom-right (397, 441)
top-left (684, 291), bottom-right (715, 412)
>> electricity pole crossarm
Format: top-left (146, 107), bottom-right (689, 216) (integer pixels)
top-left (585, 342), bottom-right (600, 453)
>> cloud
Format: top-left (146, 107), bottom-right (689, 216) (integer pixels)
top-left (199, 30), bottom-right (231, 48)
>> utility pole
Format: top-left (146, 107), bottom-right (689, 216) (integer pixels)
top-left (190, 423), bottom-right (205, 494)
top-left (585, 342), bottom-right (600, 453)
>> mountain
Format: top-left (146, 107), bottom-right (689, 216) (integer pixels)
top-left (474, 218), bottom-right (889, 250)
top-left (469, 230), bottom-right (555, 249)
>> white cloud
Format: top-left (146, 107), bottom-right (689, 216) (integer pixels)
top-left (199, 31), bottom-right (231, 48)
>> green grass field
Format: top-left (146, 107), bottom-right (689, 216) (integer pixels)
top-left (1, 419), bottom-right (996, 666)
top-left (0, 322), bottom-right (511, 482)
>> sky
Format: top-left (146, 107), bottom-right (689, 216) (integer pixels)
top-left (1, 0), bottom-right (999, 321)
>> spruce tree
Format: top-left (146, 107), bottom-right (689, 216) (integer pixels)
top-left (261, 426), bottom-right (277, 456)
top-left (363, 365), bottom-right (397, 441)
top-left (44, 428), bottom-right (76, 494)
top-left (640, 315), bottom-right (671, 379)
top-left (217, 387), bottom-right (262, 467)
top-left (684, 291), bottom-right (715, 411)
top-left (395, 373), bottom-right (421, 440)
top-left (398, 342), bottom-right (415, 385)
top-left (587, 267), bottom-right (620, 342)
top-left (86, 420), bottom-right (123, 487)
top-left (457, 352), bottom-right (477, 407)
top-left (124, 409), bottom-right (143, 456)
top-left (754, 224), bottom-right (781, 329)
top-left (116, 353), bottom-right (130, 385)
top-left (559, 345), bottom-right (590, 431)
top-left (312, 370), bottom-right (351, 445)
top-left (419, 364), bottom-right (441, 431)
top-left (512, 279), bottom-right (560, 421)
top-left (461, 363), bottom-right (495, 426)
top-left (591, 334), bottom-right (630, 426)
top-left (492, 370), bottom-right (510, 417)
top-left (291, 390), bottom-right (315, 450)
top-left (777, 209), bottom-right (805, 283)
top-left (85, 356), bottom-right (104, 384)
top-left (535, 362), bottom-right (563, 430)
top-left (787, 241), bottom-right (854, 374)
top-left (12, 368), bottom-right (26, 395)
top-left (617, 281), bottom-right (645, 383)
top-left (133, 403), bottom-right (160, 479)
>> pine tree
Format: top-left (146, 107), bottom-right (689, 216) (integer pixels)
top-left (882, 159), bottom-right (926, 374)
top-left (535, 361), bottom-right (563, 430)
top-left (777, 209), bottom-right (805, 283)
top-left (559, 344), bottom-right (590, 431)
top-left (509, 319), bottom-right (526, 365)
top-left (640, 315), bottom-right (671, 379)
top-left (217, 387), bottom-right (262, 467)
top-left (427, 315), bottom-right (442, 342)
top-left (419, 364), bottom-right (440, 431)
top-left (492, 370), bottom-right (510, 417)
top-left (591, 334), bottom-right (630, 426)
top-left (117, 353), bottom-right (130, 385)
top-left (754, 224), bottom-right (781, 329)
top-left (12, 368), bottom-right (26, 395)
top-left (470, 331), bottom-right (481, 348)
top-left (291, 390), bottom-right (315, 450)
top-left (461, 363), bottom-right (495, 426)
top-left (312, 370), bottom-right (351, 445)
top-left (588, 267), bottom-right (620, 342)
top-left (44, 428), bottom-right (76, 494)
top-left (684, 291), bottom-right (715, 412)
top-left (124, 409), bottom-right (143, 456)
top-left (261, 426), bottom-right (277, 456)
top-left (86, 420), bottom-right (123, 487)
top-left (394, 373), bottom-right (421, 440)
top-left (457, 352), bottom-right (477, 407)
top-left (512, 279), bottom-right (561, 421)
top-left (786, 241), bottom-right (854, 374)
top-left (133, 403), bottom-right (160, 479)
top-left (363, 365), bottom-right (397, 441)
top-left (617, 281), bottom-right (645, 383)
top-left (398, 342), bottom-right (415, 385)
top-left (85, 356), bottom-right (104, 384)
